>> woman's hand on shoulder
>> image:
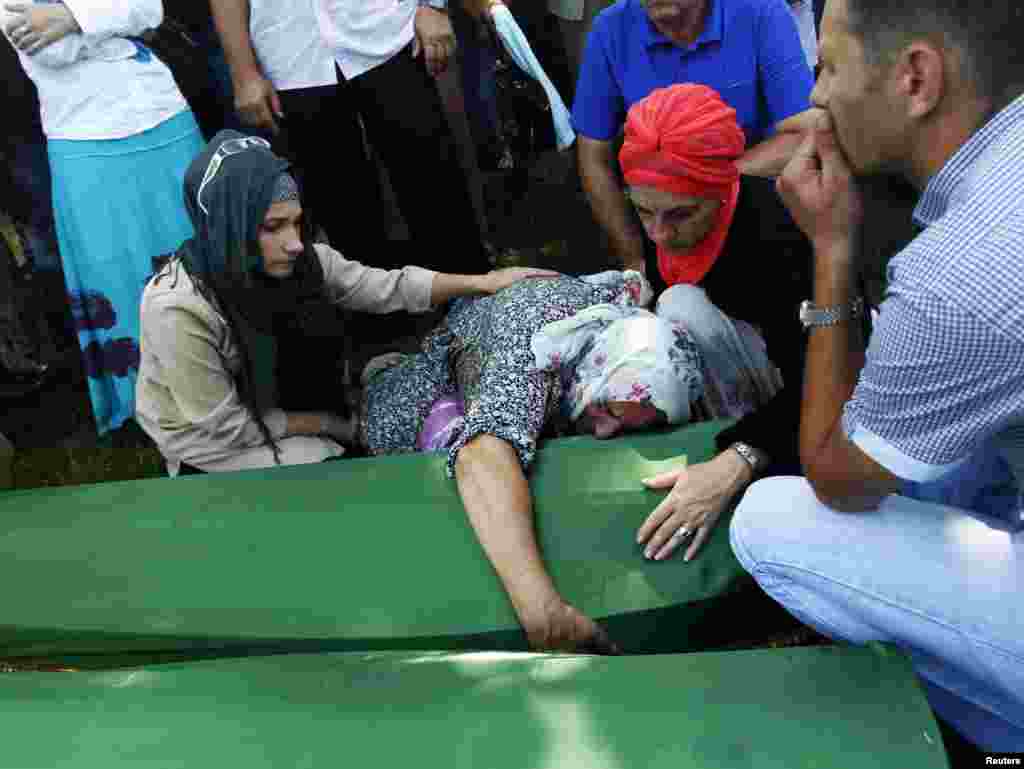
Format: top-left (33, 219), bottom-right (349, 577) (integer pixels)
top-left (635, 449), bottom-right (755, 562)
top-left (480, 266), bottom-right (560, 295)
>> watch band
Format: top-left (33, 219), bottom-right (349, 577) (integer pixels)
top-left (730, 442), bottom-right (761, 475)
top-left (799, 296), bottom-right (864, 329)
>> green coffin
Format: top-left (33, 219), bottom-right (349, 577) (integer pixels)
top-left (0, 646), bottom-right (949, 769)
top-left (0, 421), bottom-right (745, 660)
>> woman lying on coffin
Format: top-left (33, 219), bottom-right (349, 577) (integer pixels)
top-left (358, 269), bottom-right (705, 654)
top-left (135, 131), bottom-right (555, 476)
top-left (618, 84), bottom-right (815, 563)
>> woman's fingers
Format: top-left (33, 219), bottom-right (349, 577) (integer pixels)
top-left (650, 515), bottom-right (695, 561)
top-left (682, 522), bottom-right (713, 562)
top-left (641, 466), bottom-right (686, 489)
top-left (643, 510), bottom-right (691, 560)
top-left (650, 525), bottom-right (681, 560)
top-left (635, 492), bottom-right (675, 544)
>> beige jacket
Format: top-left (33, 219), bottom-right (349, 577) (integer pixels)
top-left (136, 244), bottom-right (436, 475)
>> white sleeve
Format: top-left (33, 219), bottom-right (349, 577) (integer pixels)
top-left (1, 0), bottom-right (160, 69)
top-left (316, 244), bottom-right (437, 314)
top-left (1, 6), bottom-right (88, 68)
top-left (61, 0), bottom-right (162, 39)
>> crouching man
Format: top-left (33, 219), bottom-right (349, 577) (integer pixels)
top-left (730, 0), bottom-right (1024, 751)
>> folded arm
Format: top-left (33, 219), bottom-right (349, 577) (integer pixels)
top-left (3, 0), bottom-right (160, 67)
top-left (775, 119), bottom-right (902, 510)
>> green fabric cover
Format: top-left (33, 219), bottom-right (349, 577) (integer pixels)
top-left (0, 421), bottom-right (742, 659)
top-left (0, 646), bottom-right (949, 768)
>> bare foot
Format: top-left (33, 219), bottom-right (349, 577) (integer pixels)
top-left (519, 598), bottom-right (621, 655)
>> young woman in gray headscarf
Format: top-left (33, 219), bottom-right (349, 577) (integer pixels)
top-left (135, 131), bottom-right (552, 476)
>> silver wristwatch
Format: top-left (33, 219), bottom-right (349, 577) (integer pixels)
top-left (799, 297), bottom-right (864, 329)
top-left (730, 442), bottom-right (761, 475)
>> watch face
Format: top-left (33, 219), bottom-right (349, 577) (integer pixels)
top-left (799, 300), bottom-right (813, 324)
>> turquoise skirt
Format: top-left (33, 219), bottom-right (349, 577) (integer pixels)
top-left (49, 111), bottom-right (204, 435)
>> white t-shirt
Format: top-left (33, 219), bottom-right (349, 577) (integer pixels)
top-left (247, 0), bottom-right (335, 90)
top-left (788, 0), bottom-right (818, 68)
top-left (249, 0), bottom-right (444, 90)
top-left (2, 0), bottom-right (187, 141)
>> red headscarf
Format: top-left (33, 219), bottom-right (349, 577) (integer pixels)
top-left (620, 84), bottom-right (745, 286)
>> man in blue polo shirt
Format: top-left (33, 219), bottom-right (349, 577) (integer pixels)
top-left (573, 0), bottom-right (813, 274)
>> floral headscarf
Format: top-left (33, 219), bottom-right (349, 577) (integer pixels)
top-left (531, 271), bottom-right (704, 425)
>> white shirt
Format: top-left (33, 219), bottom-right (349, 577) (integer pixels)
top-left (247, 0), bottom-right (335, 89)
top-left (2, 0), bottom-right (187, 141)
top-left (248, 0), bottom-right (444, 90)
top-left (788, 0), bottom-right (818, 68)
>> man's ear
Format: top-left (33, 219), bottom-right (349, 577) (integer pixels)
top-left (899, 40), bottom-right (946, 120)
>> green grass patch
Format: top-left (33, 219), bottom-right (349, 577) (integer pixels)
top-left (12, 446), bottom-right (164, 490)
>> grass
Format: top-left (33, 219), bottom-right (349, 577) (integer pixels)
top-left (11, 444), bottom-right (164, 489)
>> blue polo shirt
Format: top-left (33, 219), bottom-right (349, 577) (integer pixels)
top-left (572, 0), bottom-right (813, 145)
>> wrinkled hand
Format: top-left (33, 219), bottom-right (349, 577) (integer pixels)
top-left (413, 6), bottom-right (456, 77)
top-left (518, 594), bottom-right (621, 655)
top-left (636, 451), bottom-right (752, 562)
top-left (4, 2), bottom-right (80, 55)
top-left (776, 109), bottom-right (862, 253)
top-left (480, 266), bottom-right (560, 294)
top-left (233, 73), bottom-right (283, 136)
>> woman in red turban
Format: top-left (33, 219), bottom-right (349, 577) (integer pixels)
top-left (618, 84), bottom-right (814, 564)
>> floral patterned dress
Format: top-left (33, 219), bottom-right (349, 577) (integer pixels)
top-left (359, 276), bottom-right (629, 477)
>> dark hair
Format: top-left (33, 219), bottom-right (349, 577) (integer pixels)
top-left (844, 0), bottom-right (1024, 111)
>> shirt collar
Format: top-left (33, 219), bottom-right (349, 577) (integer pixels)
top-left (641, 0), bottom-right (723, 51)
top-left (914, 93), bottom-right (1024, 228)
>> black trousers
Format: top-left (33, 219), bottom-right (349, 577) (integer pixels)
top-left (274, 50), bottom-right (486, 274)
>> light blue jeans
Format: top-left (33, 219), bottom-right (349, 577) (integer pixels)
top-left (730, 476), bottom-right (1024, 750)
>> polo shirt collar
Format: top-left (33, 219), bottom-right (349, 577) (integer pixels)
top-left (914, 92), bottom-right (1024, 228)
top-left (640, 0), bottom-right (723, 51)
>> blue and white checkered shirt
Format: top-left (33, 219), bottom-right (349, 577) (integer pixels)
top-left (843, 94), bottom-right (1024, 522)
